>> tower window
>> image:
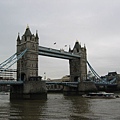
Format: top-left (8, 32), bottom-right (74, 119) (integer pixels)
top-left (77, 49), bottom-right (79, 52)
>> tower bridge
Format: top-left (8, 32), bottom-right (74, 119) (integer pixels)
top-left (16, 26), bottom-right (87, 83)
top-left (13, 26), bottom-right (87, 99)
top-left (0, 26), bottom-right (118, 100)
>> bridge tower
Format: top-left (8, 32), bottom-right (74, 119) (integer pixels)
top-left (10, 26), bottom-right (47, 100)
top-left (17, 26), bottom-right (39, 81)
top-left (69, 41), bottom-right (87, 82)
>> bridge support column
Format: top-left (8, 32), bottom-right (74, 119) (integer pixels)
top-left (78, 81), bottom-right (97, 94)
top-left (63, 81), bottom-right (97, 95)
top-left (63, 86), bottom-right (78, 95)
top-left (10, 78), bottom-right (47, 100)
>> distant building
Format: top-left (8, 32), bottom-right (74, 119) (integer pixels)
top-left (46, 75), bottom-right (70, 92)
top-left (107, 72), bottom-right (118, 81)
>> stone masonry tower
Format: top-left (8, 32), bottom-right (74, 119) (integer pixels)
top-left (17, 26), bottom-right (39, 81)
top-left (69, 41), bottom-right (87, 82)
top-left (10, 26), bottom-right (47, 100)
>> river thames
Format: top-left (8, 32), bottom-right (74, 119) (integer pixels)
top-left (0, 93), bottom-right (120, 120)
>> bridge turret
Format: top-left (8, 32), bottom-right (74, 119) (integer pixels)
top-left (24, 26), bottom-right (32, 36)
top-left (69, 45), bottom-right (72, 52)
top-left (69, 41), bottom-right (87, 82)
top-left (73, 41), bottom-right (81, 53)
top-left (23, 26), bottom-right (32, 41)
top-left (17, 33), bottom-right (20, 42)
top-left (35, 30), bottom-right (39, 39)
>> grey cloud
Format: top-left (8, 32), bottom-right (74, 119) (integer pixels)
top-left (0, 0), bottom-right (120, 78)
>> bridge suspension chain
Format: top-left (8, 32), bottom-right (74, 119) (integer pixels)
top-left (0, 53), bottom-right (16, 69)
top-left (0, 49), bottom-right (27, 74)
top-left (87, 61), bottom-right (117, 84)
top-left (87, 61), bottom-right (102, 80)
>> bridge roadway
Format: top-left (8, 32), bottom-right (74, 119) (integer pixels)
top-left (95, 82), bottom-right (117, 86)
top-left (0, 80), bottom-right (117, 87)
top-left (46, 81), bottom-right (78, 87)
top-left (39, 46), bottom-right (80, 59)
top-left (46, 81), bottom-right (117, 87)
top-left (0, 80), bottom-right (78, 87)
top-left (0, 80), bottom-right (23, 85)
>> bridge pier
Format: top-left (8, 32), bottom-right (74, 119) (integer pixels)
top-left (63, 86), bottom-right (78, 95)
top-left (78, 81), bottom-right (97, 93)
top-left (63, 81), bottom-right (97, 95)
top-left (10, 79), bottom-right (47, 100)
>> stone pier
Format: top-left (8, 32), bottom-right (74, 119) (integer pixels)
top-left (63, 81), bottom-right (97, 95)
top-left (10, 77), bottom-right (47, 100)
top-left (78, 81), bottom-right (97, 93)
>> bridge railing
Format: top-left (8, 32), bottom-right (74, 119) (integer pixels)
top-left (90, 77), bottom-right (117, 85)
top-left (46, 81), bottom-right (78, 87)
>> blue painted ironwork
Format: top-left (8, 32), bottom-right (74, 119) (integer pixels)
top-left (39, 46), bottom-right (80, 59)
top-left (0, 69), bottom-right (17, 72)
top-left (87, 61), bottom-right (101, 79)
top-left (0, 80), bottom-right (23, 85)
top-left (87, 61), bottom-right (117, 86)
top-left (0, 53), bottom-right (16, 69)
top-left (46, 81), bottom-right (78, 87)
top-left (0, 49), bottom-right (27, 74)
top-left (92, 78), bottom-right (117, 86)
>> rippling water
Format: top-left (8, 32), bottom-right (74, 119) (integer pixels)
top-left (0, 93), bottom-right (120, 120)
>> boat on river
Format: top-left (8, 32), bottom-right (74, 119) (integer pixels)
top-left (82, 92), bottom-right (117, 99)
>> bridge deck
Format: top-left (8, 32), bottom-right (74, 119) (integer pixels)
top-left (39, 46), bottom-right (80, 59)
top-left (0, 80), bottom-right (23, 85)
top-left (0, 80), bottom-right (117, 87)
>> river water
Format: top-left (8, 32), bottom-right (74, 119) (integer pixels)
top-left (0, 93), bottom-right (120, 120)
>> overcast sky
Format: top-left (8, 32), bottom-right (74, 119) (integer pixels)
top-left (0, 0), bottom-right (120, 79)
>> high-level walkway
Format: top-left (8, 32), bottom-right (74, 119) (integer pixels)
top-left (39, 46), bottom-right (80, 59)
